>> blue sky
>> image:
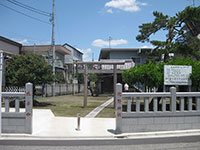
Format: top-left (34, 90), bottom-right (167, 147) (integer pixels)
top-left (0, 0), bottom-right (198, 61)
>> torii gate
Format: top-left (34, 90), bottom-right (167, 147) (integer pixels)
top-left (76, 61), bottom-right (128, 108)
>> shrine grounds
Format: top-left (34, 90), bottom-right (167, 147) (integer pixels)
top-left (34, 95), bottom-right (115, 118)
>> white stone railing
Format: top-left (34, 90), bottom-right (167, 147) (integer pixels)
top-left (2, 83), bottom-right (33, 134)
top-left (115, 83), bottom-right (200, 134)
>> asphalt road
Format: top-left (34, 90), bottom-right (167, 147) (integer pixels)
top-left (0, 135), bottom-right (200, 150)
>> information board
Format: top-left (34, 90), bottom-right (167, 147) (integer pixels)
top-left (164, 65), bottom-right (192, 85)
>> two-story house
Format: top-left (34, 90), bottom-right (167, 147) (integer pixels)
top-left (98, 48), bottom-right (152, 93)
top-left (63, 43), bottom-right (83, 62)
top-left (63, 43), bottom-right (83, 83)
top-left (99, 48), bottom-right (152, 65)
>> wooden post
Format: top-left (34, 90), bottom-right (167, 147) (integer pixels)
top-left (113, 64), bottom-right (117, 107)
top-left (84, 64), bottom-right (88, 108)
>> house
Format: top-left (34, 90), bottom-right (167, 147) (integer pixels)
top-left (99, 48), bottom-right (152, 65)
top-left (0, 36), bottom-right (22, 55)
top-left (97, 48), bottom-right (152, 93)
top-left (63, 43), bottom-right (83, 83)
top-left (22, 45), bottom-right (71, 82)
top-left (0, 36), bottom-right (23, 89)
top-left (63, 43), bottom-right (83, 62)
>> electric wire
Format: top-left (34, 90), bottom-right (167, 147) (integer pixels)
top-left (0, 3), bottom-right (51, 25)
top-left (6, 0), bottom-right (51, 17)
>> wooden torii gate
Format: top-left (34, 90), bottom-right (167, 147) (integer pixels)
top-left (76, 61), bottom-right (127, 108)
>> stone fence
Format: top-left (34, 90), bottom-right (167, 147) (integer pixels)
top-left (2, 83), bottom-right (33, 134)
top-left (35, 83), bottom-right (84, 97)
top-left (115, 83), bottom-right (200, 134)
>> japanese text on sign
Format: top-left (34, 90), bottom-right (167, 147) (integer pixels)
top-left (164, 65), bottom-right (192, 85)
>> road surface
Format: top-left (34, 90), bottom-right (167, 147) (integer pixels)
top-left (0, 135), bottom-right (200, 150)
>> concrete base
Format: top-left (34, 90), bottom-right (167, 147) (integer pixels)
top-left (121, 115), bottom-right (200, 133)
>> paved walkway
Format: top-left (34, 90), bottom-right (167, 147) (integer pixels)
top-left (2, 109), bottom-right (116, 138)
top-left (85, 97), bottom-right (113, 118)
top-left (2, 109), bottom-right (200, 139)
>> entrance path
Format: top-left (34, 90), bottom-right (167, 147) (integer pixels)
top-left (85, 97), bottom-right (113, 118)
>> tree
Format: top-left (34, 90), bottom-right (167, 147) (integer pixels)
top-left (136, 6), bottom-right (200, 62)
top-left (5, 54), bottom-right (54, 88)
top-left (122, 58), bottom-right (200, 91)
top-left (122, 63), bottom-right (163, 91)
top-left (88, 74), bottom-right (99, 96)
top-left (55, 71), bottom-right (65, 83)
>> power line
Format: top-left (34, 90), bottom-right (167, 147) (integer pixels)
top-left (0, 3), bottom-right (51, 25)
top-left (6, 0), bottom-right (51, 17)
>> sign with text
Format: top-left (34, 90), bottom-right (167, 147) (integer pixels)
top-left (164, 65), bottom-right (192, 85)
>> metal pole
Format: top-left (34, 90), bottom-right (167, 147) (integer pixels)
top-left (76, 113), bottom-right (80, 131)
top-left (51, 0), bottom-right (56, 96)
top-left (0, 51), bottom-right (3, 137)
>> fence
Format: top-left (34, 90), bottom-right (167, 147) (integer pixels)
top-left (35, 83), bottom-right (84, 97)
top-left (2, 83), bottom-right (33, 134)
top-left (115, 83), bottom-right (200, 134)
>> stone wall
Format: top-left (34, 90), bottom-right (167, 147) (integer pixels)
top-left (120, 114), bottom-right (200, 133)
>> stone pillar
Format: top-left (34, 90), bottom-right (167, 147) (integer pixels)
top-left (113, 64), bottom-right (117, 107)
top-left (25, 83), bottom-right (33, 134)
top-left (116, 83), bottom-right (122, 134)
top-left (170, 87), bottom-right (176, 112)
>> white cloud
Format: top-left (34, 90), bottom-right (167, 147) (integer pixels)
top-left (107, 9), bottom-right (113, 13)
top-left (92, 39), bottom-right (128, 47)
top-left (79, 48), bottom-right (92, 61)
top-left (140, 45), bottom-right (155, 48)
top-left (105, 0), bottom-right (147, 12)
top-left (11, 38), bottom-right (51, 45)
top-left (35, 41), bottom-right (51, 45)
top-left (12, 38), bottom-right (29, 45)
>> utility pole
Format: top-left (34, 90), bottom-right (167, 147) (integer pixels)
top-left (193, 0), bottom-right (195, 6)
top-left (109, 36), bottom-right (112, 48)
top-left (51, 0), bottom-right (55, 96)
top-left (92, 53), bottom-right (94, 61)
top-left (0, 51), bottom-right (3, 137)
top-left (33, 43), bottom-right (36, 55)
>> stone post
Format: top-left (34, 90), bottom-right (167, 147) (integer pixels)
top-left (116, 83), bottom-right (122, 134)
top-left (170, 87), bottom-right (176, 112)
top-left (25, 83), bottom-right (33, 134)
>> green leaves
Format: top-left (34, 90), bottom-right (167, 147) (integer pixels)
top-left (122, 63), bottom-right (163, 90)
top-left (5, 54), bottom-right (54, 87)
top-left (122, 58), bottom-right (200, 91)
top-left (136, 6), bottom-right (200, 63)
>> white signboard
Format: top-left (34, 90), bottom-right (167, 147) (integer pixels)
top-left (164, 65), bottom-right (192, 85)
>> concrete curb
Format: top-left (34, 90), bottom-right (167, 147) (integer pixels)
top-left (2, 129), bottom-right (200, 140)
top-left (114, 129), bottom-right (200, 139)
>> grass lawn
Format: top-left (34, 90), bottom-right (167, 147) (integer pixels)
top-left (34, 95), bottom-right (112, 117)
